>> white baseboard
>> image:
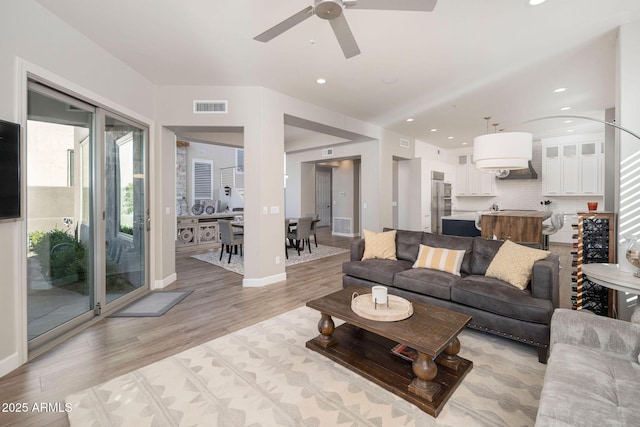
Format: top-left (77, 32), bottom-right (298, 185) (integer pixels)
top-left (0, 352), bottom-right (20, 379)
top-left (243, 272), bottom-right (287, 288)
top-left (153, 273), bottom-right (177, 290)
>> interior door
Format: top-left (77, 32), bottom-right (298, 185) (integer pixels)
top-left (316, 170), bottom-right (331, 226)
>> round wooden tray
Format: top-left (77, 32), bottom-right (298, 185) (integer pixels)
top-left (351, 292), bottom-right (413, 322)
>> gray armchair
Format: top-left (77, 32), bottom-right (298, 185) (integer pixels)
top-left (535, 308), bottom-right (640, 426)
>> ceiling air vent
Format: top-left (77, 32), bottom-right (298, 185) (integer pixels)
top-left (193, 100), bottom-right (228, 114)
top-left (400, 139), bottom-right (410, 148)
top-left (322, 148), bottom-right (334, 157)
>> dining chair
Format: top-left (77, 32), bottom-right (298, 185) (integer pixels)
top-left (306, 213), bottom-right (319, 247)
top-left (218, 219), bottom-right (243, 263)
top-left (286, 217), bottom-right (313, 256)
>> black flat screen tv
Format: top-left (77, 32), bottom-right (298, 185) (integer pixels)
top-left (0, 119), bottom-right (21, 219)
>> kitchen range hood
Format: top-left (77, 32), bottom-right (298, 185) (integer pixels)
top-left (498, 160), bottom-right (538, 180)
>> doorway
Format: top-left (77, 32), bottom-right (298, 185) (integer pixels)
top-left (26, 81), bottom-right (149, 350)
top-left (315, 169), bottom-right (332, 226)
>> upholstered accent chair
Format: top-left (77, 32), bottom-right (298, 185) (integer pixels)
top-left (286, 217), bottom-right (312, 257)
top-left (535, 308), bottom-right (640, 426)
top-left (218, 219), bottom-right (243, 263)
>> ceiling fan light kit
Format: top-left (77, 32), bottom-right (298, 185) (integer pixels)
top-left (254, 0), bottom-right (437, 59)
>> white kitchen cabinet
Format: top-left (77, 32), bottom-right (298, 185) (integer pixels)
top-left (561, 153), bottom-right (580, 194)
top-left (542, 137), bottom-right (603, 196)
top-left (542, 145), bottom-right (562, 194)
top-left (455, 153), bottom-right (496, 196)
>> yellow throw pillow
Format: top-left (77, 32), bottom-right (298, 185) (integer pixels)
top-left (485, 240), bottom-right (550, 290)
top-left (361, 229), bottom-right (397, 260)
top-left (412, 244), bottom-right (466, 276)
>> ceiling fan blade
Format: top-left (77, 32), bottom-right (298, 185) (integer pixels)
top-left (329, 14), bottom-right (361, 59)
top-left (254, 6), bottom-right (314, 42)
top-left (346, 0), bottom-right (437, 12)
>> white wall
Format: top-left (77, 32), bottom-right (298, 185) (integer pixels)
top-left (332, 161), bottom-right (356, 223)
top-left (617, 21), bottom-right (640, 242)
top-left (0, 0), bottom-right (155, 377)
top-left (184, 141), bottom-right (238, 205)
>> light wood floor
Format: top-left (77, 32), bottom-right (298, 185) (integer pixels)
top-left (0, 229), bottom-right (572, 427)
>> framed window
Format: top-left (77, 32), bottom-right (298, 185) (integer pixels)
top-left (192, 159), bottom-right (213, 205)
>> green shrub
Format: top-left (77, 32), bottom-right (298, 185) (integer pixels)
top-left (119, 225), bottom-right (134, 235)
top-left (28, 229), bottom-right (87, 288)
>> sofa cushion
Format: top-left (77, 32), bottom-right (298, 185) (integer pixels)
top-left (451, 276), bottom-right (552, 324)
top-left (361, 229), bottom-right (397, 260)
top-left (421, 233), bottom-right (474, 275)
top-left (394, 268), bottom-right (461, 300)
top-left (342, 259), bottom-right (413, 287)
top-left (412, 244), bottom-right (465, 276)
top-left (536, 343), bottom-right (640, 427)
top-left (485, 240), bottom-right (550, 290)
top-left (393, 229), bottom-right (424, 262)
top-left (470, 237), bottom-right (504, 275)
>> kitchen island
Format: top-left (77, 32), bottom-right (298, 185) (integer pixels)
top-left (480, 210), bottom-right (552, 246)
top-left (441, 212), bottom-right (481, 237)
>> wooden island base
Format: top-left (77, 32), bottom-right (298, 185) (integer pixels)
top-left (306, 323), bottom-right (473, 417)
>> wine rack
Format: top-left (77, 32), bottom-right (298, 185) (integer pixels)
top-left (572, 212), bottom-right (615, 316)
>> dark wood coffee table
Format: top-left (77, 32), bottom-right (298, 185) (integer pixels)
top-left (306, 286), bottom-right (472, 417)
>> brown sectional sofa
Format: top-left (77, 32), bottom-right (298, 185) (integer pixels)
top-left (342, 229), bottom-right (560, 363)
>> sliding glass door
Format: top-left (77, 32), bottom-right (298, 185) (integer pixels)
top-left (26, 81), bottom-right (148, 349)
top-left (104, 114), bottom-right (147, 303)
top-left (26, 83), bottom-right (96, 342)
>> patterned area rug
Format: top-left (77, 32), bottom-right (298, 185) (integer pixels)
top-left (66, 306), bottom-right (545, 426)
top-left (191, 244), bottom-right (349, 275)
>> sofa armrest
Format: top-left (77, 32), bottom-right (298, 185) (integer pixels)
top-left (531, 254), bottom-right (560, 309)
top-left (350, 240), bottom-right (365, 261)
top-left (550, 308), bottom-right (640, 363)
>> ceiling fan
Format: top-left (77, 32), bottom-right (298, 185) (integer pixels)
top-left (254, 0), bottom-right (438, 59)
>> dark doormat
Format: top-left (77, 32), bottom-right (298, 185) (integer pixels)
top-left (109, 290), bottom-right (193, 317)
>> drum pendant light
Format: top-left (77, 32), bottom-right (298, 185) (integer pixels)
top-left (473, 117), bottom-right (532, 170)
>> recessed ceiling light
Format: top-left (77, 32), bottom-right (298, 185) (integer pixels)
top-left (406, 118), bottom-right (414, 122)
top-left (462, 142), bottom-right (468, 145)
top-left (527, 0), bottom-right (547, 5)
top-left (554, 87), bottom-right (567, 93)
top-left (560, 106), bottom-right (571, 111)
top-left (316, 78), bottom-right (327, 84)
top-left (564, 120), bottom-right (573, 123)
top-left (448, 136), bottom-right (454, 140)
top-left (430, 128), bottom-right (438, 132)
